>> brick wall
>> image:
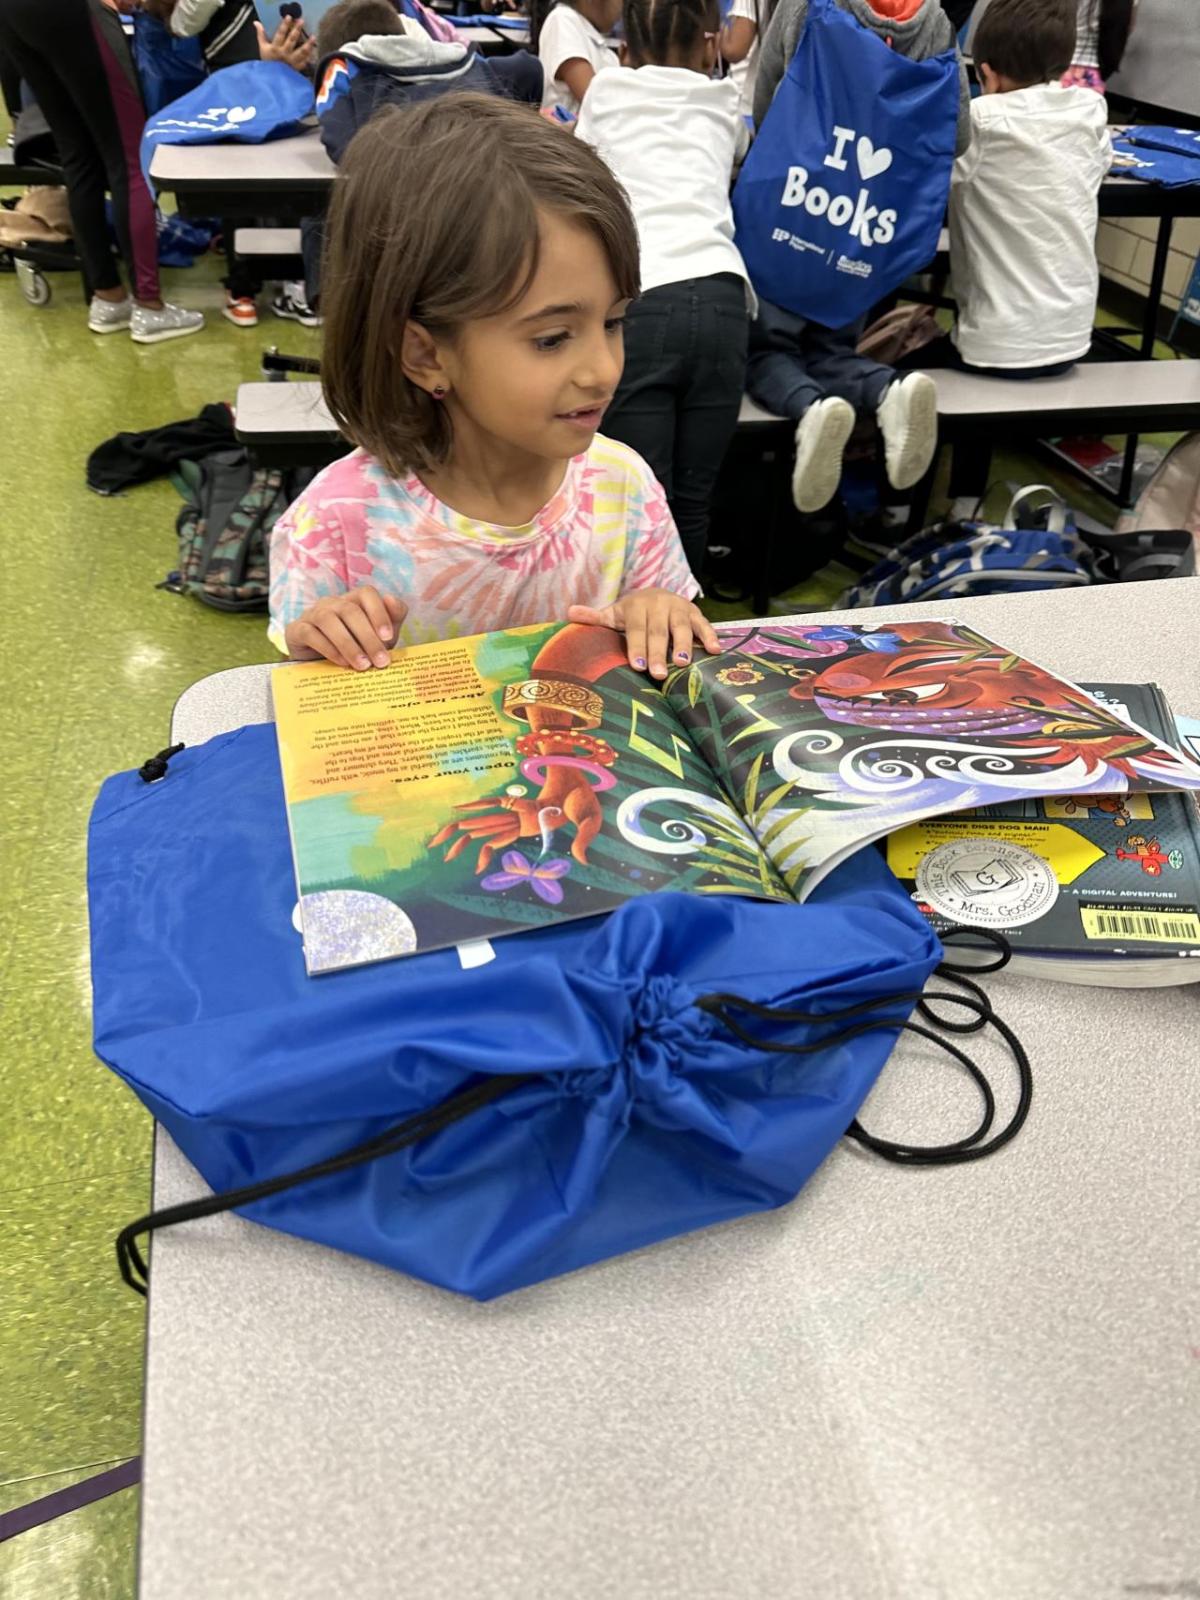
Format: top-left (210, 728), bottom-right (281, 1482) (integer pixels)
top-left (1098, 218), bottom-right (1200, 311)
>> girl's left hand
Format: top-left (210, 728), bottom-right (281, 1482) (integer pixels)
top-left (568, 590), bottom-right (720, 681)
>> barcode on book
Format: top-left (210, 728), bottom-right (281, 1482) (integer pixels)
top-left (1080, 907), bottom-right (1200, 944)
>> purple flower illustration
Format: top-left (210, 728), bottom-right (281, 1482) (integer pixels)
top-left (716, 627), bottom-right (848, 660)
top-left (481, 850), bottom-right (572, 905)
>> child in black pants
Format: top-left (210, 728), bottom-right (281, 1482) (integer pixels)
top-left (576, 0), bottom-right (752, 574)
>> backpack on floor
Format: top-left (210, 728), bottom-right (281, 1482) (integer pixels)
top-left (840, 485), bottom-right (1195, 608)
top-left (165, 448), bottom-right (290, 611)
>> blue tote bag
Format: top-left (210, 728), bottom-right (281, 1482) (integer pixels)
top-left (140, 61), bottom-right (315, 187)
top-left (88, 724), bottom-right (1029, 1301)
top-left (733, 0), bottom-right (959, 326)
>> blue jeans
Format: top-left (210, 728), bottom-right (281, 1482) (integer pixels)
top-left (745, 298), bottom-right (895, 421)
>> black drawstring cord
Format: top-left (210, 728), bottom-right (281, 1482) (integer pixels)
top-left (138, 744), bottom-right (185, 783)
top-left (116, 1071), bottom-right (533, 1296)
top-left (698, 930), bottom-right (1032, 1167)
top-left (114, 929), bottom-right (1028, 1294)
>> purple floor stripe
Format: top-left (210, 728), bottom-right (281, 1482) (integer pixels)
top-left (0, 1458), bottom-right (142, 1544)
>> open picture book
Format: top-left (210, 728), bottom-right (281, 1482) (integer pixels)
top-left (271, 619), bottom-right (1200, 974)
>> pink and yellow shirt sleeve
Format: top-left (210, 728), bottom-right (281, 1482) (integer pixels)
top-left (267, 435), bottom-right (699, 653)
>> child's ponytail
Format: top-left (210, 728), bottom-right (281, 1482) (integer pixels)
top-left (623, 0), bottom-right (720, 68)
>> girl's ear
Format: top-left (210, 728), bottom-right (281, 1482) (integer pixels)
top-left (701, 33), bottom-right (718, 72)
top-left (400, 320), bottom-right (450, 395)
top-left (618, 39), bottom-right (629, 64)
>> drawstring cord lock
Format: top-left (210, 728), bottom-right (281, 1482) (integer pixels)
top-left (138, 744), bottom-right (185, 784)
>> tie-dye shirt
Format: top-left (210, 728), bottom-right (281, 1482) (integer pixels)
top-left (267, 435), bottom-right (698, 653)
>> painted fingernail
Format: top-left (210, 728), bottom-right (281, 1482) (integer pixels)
top-left (355, 655), bottom-right (370, 670)
top-left (373, 652), bottom-right (390, 669)
top-left (634, 657), bottom-right (647, 669)
top-left (676, 651), bottom-right (690, 663)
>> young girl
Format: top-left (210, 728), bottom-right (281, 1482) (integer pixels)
top-left (534, 0), bottom-right (621, 117)
top-left (269, 94), bottom-right (716, 683)
top-left (721, 0), bottom-right (766, 119)
top-left (575, 0), bottom-right (750, 573)
top-left (1062, 0), bottom-right (1136, 92)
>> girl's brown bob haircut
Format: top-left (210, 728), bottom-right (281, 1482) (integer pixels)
top-left (320, 94), bottom-right (641, 477)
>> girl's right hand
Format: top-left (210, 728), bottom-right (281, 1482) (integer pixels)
top-left (284, 588), bottom-right (408, 670)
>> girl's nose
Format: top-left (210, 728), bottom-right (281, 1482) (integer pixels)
top-left (575, 327), bottom-right (624, 395)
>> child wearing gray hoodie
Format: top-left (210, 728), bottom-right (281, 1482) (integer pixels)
top-left (753, 0), bottom-right (971, 147)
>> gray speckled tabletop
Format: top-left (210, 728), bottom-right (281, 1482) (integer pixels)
top-left (141, 585), bottom-right (1200, 1600)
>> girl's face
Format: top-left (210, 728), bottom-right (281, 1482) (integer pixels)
top-left (422, 210), bottom-right (630, 468)
top-left (584, 0), bottom-right (623, 31)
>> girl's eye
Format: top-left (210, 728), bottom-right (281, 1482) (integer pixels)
top-left (533, 331), bottom-right (570, 352)
top-left (605, 316), bottom-right (626, 335)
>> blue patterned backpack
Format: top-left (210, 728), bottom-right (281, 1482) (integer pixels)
top-left (841, 486), bottom-right (1194, 609)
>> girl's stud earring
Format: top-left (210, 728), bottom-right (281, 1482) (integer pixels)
top-left (432, 385), bottom-right (447, 400)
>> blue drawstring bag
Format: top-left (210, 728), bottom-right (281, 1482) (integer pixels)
top-left (131, 12), bottom-right (206, 117)
top-left (732, 0), bottom-right (959, 326)
top-left (139, 61), bottom-right (315, 188)
top-left (89, 724), bottom-right (1027, 1301)
top-left (1111, 135), bottom-right (1200, 190)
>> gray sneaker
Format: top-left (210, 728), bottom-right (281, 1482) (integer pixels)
top-left (130, 302), bottom-right (205, 345)
top-left (88, 295), bottom-right (133, 335)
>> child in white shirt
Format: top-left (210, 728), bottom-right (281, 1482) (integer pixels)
top-left (916, 0), bottom-right (1111, 513)
top-left (947, 0), bottom-right (1111, 374)
top-left (721, 0), bottom-right (764, 118)
top-left (576, 0), bottom-right (751, 571)
top-left (537, 0), bottom-right (621, 116)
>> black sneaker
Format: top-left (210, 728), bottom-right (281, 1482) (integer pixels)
top-left (271, 282), bottom-right (321, 327)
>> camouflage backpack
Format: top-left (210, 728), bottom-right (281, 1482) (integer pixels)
top-left (164, 449), bottom-right (291, 611)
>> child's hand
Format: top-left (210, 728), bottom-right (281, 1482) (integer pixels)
top-left (256, 16), bottom-right (316, 73)
top-left (568, 590), bottom-right (720, 681)
top-left (284, 587), bottom-right (407, 670)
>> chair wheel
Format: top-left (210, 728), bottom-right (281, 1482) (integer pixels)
top-left (15, 260), bottom-right (51, 305)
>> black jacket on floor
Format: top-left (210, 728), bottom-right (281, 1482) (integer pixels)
top-left (86, 404), bottom-right (236, 496)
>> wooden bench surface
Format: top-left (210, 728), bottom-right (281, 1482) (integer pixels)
top-left (925, 358), bottom-right (1200, 416)
top-left (236, 381), bottom-right (339, 441)
top-left (236, 383), bottom-right (791, 439)
top-left (233, 227), bottom-right (303, 256)
top-left (236, 362), bottom-right (1200, 453)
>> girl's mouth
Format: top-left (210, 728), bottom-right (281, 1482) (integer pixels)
top-left (557, 405), bottom-right (606, 429)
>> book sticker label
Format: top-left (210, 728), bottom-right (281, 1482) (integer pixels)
top-left (916, 839), bottom-right (1059, 929)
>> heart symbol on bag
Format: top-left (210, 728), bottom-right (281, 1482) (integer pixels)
top-left (856, 137), bottom-right (893, 181)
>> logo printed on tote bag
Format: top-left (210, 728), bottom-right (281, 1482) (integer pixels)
top-left (776, 124), bottom-right (898, 255)
top-left (730, 0), bottom-right (959, 324)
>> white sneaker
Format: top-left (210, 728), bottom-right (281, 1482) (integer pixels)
top-left (130, 302), bottom-right (205, 345)
top-left (88, 294), bottom-right (133, 334)
top-left (791, 396), bottom-right (855, 513)
top-left (877, 372), bottom-right (938, 492)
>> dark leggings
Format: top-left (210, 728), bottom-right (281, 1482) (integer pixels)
top-left (0, 0), bottom-right (159, 301)
top-left (904, 333), bottom-right (1077, 499)
top-left (0, 40), bottom-right (21, 119)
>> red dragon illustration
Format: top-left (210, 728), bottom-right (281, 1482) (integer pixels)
top-left (788, 631), bottom-right (1170, 778)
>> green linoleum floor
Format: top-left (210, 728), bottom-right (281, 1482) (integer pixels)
top-left (0, 221), bottom-right (319, 1598)
top-left (0, 169), bottom-right (1171, 1598)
